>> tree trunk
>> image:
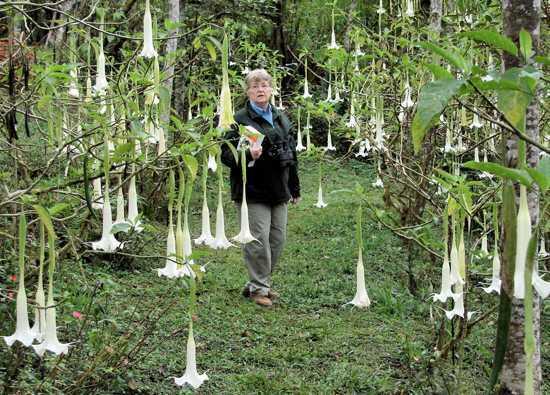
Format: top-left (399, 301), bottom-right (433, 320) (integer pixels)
top-left (162, 0), bottom-right (181, 129)
top-left (498, 1), bottom-right (542, 393)
top-left (429, 0), bottom-right (442, 34)
top-left (342, 0), bottom-right (357, 51)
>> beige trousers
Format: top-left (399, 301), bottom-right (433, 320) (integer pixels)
top-left (238, 202), bottom-right (288, 296)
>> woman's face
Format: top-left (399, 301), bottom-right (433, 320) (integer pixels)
top-left (247, 79), bottom-right (272, 108)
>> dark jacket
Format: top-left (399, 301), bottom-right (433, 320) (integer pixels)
top-left (221, 101), bottom-right (300, 204)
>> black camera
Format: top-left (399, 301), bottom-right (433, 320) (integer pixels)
top-left (267, 141), bottom-right (295, 168)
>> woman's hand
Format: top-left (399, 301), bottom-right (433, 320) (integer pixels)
top-left (250, 144), bottom-right (263, 160)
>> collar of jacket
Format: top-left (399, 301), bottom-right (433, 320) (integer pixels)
top-left (246, 100), bottom-right (281, 122)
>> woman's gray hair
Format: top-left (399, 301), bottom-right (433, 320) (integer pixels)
top-left (245, 69), bottom-right (273, 88)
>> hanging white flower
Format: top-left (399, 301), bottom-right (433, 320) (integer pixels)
top-left (68, 67), bottom-right (80, 98)
top-left (513, 185), bottom-right (530, 299)
top-left (346, 248), bottom-right (371, 308)
top-left (32, 297), bottom-right (70, 356)
top-left (174, 322), bottom-right (208, 389)
top-left (325, 127), bottom-right (336, 151)
top-left (94, 43), bottom-right (108, 93)
top-left (92, 177), bottom-right (104, 210)
top-left (233, 190), bottom-right (259, 244)
top-left (405, 0), bottom-right (414, 17)
top-left (443, 127), bottom-right (455, 153)
top-left (355, 138), bottom-right (371, 158)
top-left (158, 223), bottom-right (183, 278)
top-left (482, 245), bottom-right (501, 294)
top-left (539, 237), bottom-right (549, 258)
top-left (469, 111), bottom-right (483, 129)
top-left (207, 154), bottom-right (217, 172)
top-left (401, 80), bottom-right (414, 108)
top-left (353, 42), bottom-right (365, 57)
top-left (302, 58), bottom-right (312, 99)
top-left (346, 101), bottom-right (357, 128)
top-left (4, 281), bottom-right (36, 348)
top-left (433, 252), bottom-right (458, 302)
top-left (371, 176), bottom-right (384, 188)
top-left (91, 187), bottom-right (122, 252)
top-left (139, 0), bottom-right (158, 58)
top-left (127, 171), bottom-right (143, 232)
top-left (315, 182), bottom-right (327, 208)
top-left (211, 172), bottom-right (233, 249)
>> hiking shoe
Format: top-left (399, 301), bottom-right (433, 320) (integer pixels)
top-left (250, 292), bottom-right (272, 307)
top-left (242, 287), bottom-right (250, 298)
top-left (268, 289), bottom-right (280, 300)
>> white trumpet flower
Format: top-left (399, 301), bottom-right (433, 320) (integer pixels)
top-left (127, 173), bottom-right (143, 232)
top-left (315, 182), bottom-right (327, 208)
top-left (401, 80), bottom-right (414, 108)
top-left (433, 252), bottom-right (457, 302)
top-left (469, 111), bottom-right (483, 129)
top-left (217, 34), bottom-right (235, 129)
top-left (296, 113), bottom-right (305, 151)
top-left (302, 58), bottom-right (312, 99)
top-left (449, 233), bottom-right (463, 285)
top-left (233, 190), bottom-right (258, 244)
top-left (194, 199), bottom-right (214, 246)
top-left (113, 185), bottom-right (128, 228)
top-left (207, 154), bottom-right (217, 172)
top-left (4, 218), bottom-right (36, 347)
top-left (538, 237), bottom-right (548, 257)
top-left (92, 177), bottom-right (104, 209)
top-left (325, 82), bottom-right (333, 102)
top-left (94, 44), bottom-right (108, 93)
top-left (212, 183), bottom-right (233, 249)
top-left (139, 0), bottom-right (158, 58)
top-left (346, 248), bottom-right (371, 308)
top-left (514, 185), bottom-right (530, 299)
top-left (182, 215), bottom-right (194, 265)
top-left (443, 127), bottom-right (455, 153)
top-left (482, 245), bottom-right (501, 294)
top-left (68, 67), bottom-right (80, 98)
top-left (405, 0), bottom-right (414, 17)
top-left (355, 138), bottom-right (371, 158)
top-left (327, 27), bottom-right (339, 49)
top-left (174, 322), bottom-right (208, 389)
top-left (30, 226), bottom-right (47, 341)
top-left (444, 289), bottom-right (468, 320)
top-left (532, 269), bottom-right (550, 299)
top-left (371, 176), bottom-right (384, 188)
top-left (157, 126), bottom-right (166, 155)
top-left (91, 190), bottom-right (122, 252)
top-left (346, 102), bottom-right (357, 128)
top-left (32, 297), bottom-right (70, 356)
top-left (325, 128), bottom-right (336, 151)
top-left (158, 224), bottom-right (183, 278)
top-left (353, 42), bottom-right (365, 57)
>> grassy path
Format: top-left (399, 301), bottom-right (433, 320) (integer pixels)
top-left (2, 159), bottom-right (548, 394)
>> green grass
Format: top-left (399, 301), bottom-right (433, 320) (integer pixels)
top-left (1, 158), bottom-right (548, 394)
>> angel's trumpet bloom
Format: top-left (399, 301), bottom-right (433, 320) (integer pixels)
top-left (482, 245), bottom-right (501, 294)
top-left (296, 110), bottom-right (305, 151)
top-left (346, 248), bottom-right (371, 308)
top-left (405, 0), bottom-right (414, 17)
top-left (539, 237), bottom-right (549, 257)
top-left (4, 215), bottom-right (36, 347)
top-left (372, 176), bottom-right (384, 188)
top-left (325, 123), bottom-right (335, 151)
top-left (443, 127), bottom-right (455, 153)
top-left (305, 112), bottom-right (312, 150)
top-left (174, 322), bottom-right (208, 389)
top-left (157, 126), bottom-right (166, 155)
top-left (92, 177), bottom-right (104, 209)
top-left (355, 138), bottom-right (370, 158)
top-left (346, 101), bottom-right (357, 128)
top-left (433, 252), bottom-right (457, 302)
top-left (183, 215), bottom-right (195, 263)
top-left (92, 183), bottom-right (121, 252)
top-left (444, 288), bottom-right (465, 320)
top-left (302, 58), bottom-right (312, 99)
top-left (233, 190), bottom-right (259, 243)
top-left (480, 233), bottom-right (488, 255)
top-left (315, 182), bottom-right (327, 208)
top-left (217, 34), bottom-right (235, 129)
top-left (139, 0), bottom-right (158, 58)
top-left (449, 228), bottom-right (463, 285)
top-left (514, 185), bottom-right (530, 299)
top-left (113, 182), bottom-right (128, 228)
top-left (94, 34), bottom-right (108, 92)
top-left (33, 232), bottom-right (70, 356)
top-left (327, 9), bottom-right (339, 49)
top-left (68, 67), bottom-right (80, 98)
top-left (127, 171), bottom-right (143, 232)
top-left (30, 224), bottom-right (47, 341)
top-left (532, 269), bottom-right (550, 299)
top-left (469, 111), bottom-right (483, 129)
top-left (401, 80), bottom-right (414, 108)
top-left (158, 223), bottom-right (181, 278)
top-left (325, 81), bottom-right (333, 102)
top-left (212, 157), bottom-right (233, 249)
top-left (33, 295), bottom-right (70, 356)
top-left (194, 199), bottom-right (214, 246)
top-left (353, 42), bottom-right (365, 57)
top-left (207, 154), bottom-right (217, 172)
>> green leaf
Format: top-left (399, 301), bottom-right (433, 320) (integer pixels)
top-left (425, 63), bottom-right (454, 80)
top-left (526, 157), bottom-right (550, 191)
top-left (111, 222), bottom-right (132, 234)
top-left (412, 79), bottom-right (465, 153)
top-left (519, 29), bottom-right (532, 61)
top-left (33, 204), bottom-right (56, 239)
top-left (462, 30), bottom-right (518, 56)
top-left (192, 36), bottom-right (202, 50)
top-left (225, 141), bottom-right (239, 164)
top-left (48, 203), bottom-right (70, 217)
top-left (464, 161), bottom-right (533, 186)
top-left (497, 68), bottom-right (533, 134)
top-left (205, 41), bottom-right (217, 61)
top-left (183, 154), bottom-right (198, 181)
top-left (419, 42), bottom-right (469, 73)
top-left (534, 55), bottom-right (550, 66)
